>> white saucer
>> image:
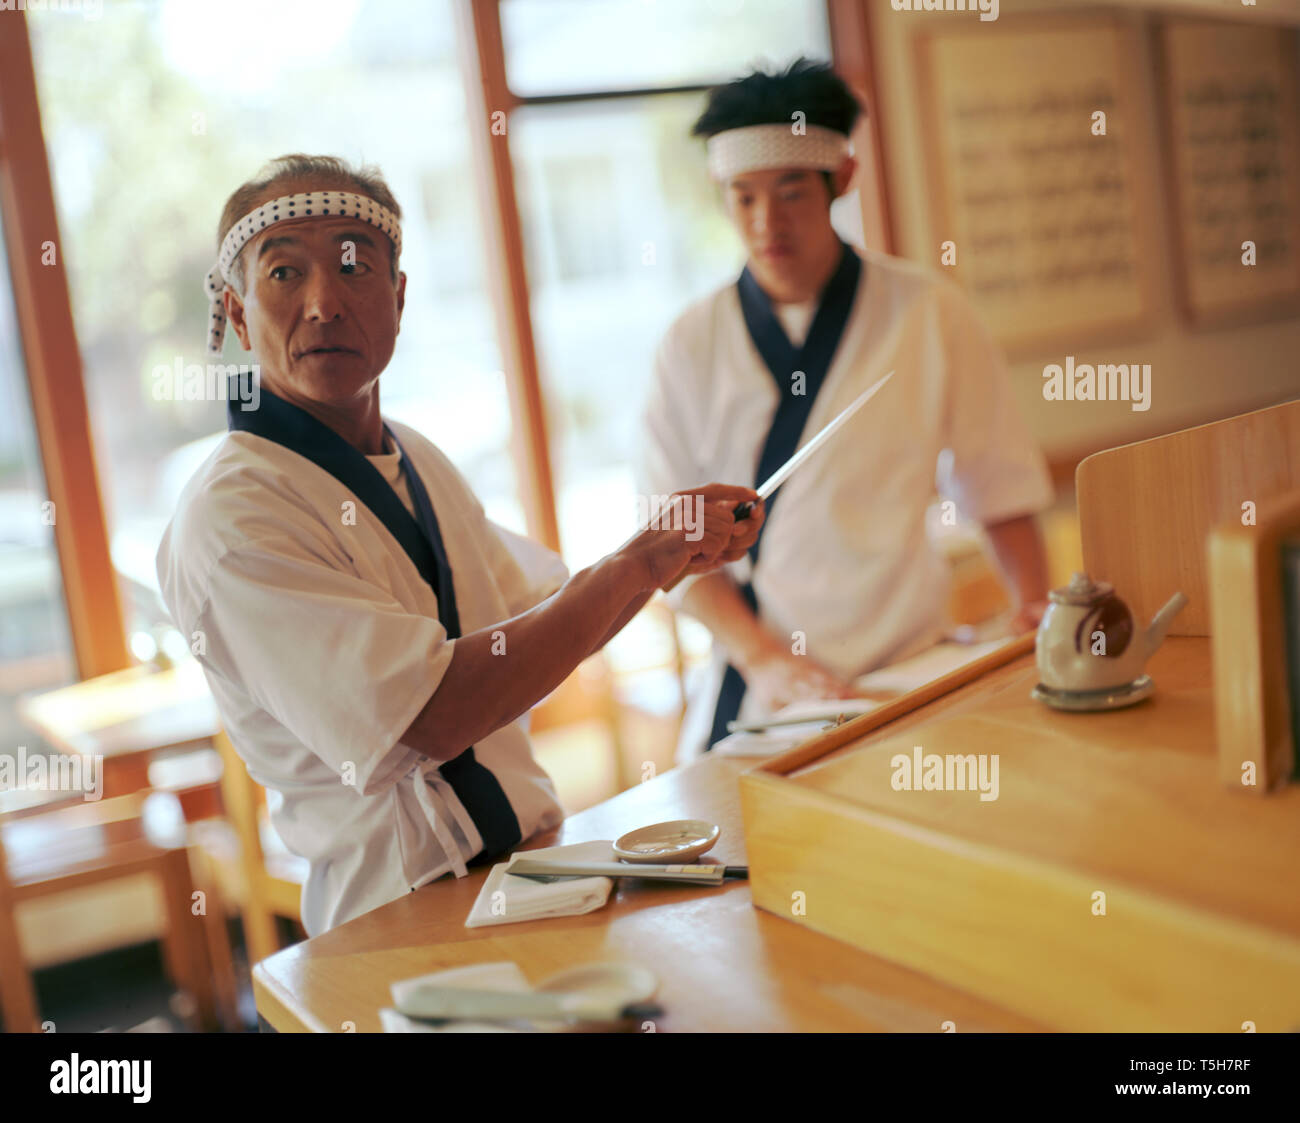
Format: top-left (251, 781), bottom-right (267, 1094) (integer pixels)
top-left (612, 819), bottom-right (720, 863)
top-left (1031, 675), bottom-right (1155, 712)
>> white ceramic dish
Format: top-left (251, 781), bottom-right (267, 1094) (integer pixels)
top-left (612, 819), bottom-right (721, 863)
top-left (1030, 674), bottom-right (1155, 712)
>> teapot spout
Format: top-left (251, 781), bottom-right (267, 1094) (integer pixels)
top-left (1144, 592), bottom-right (1189, 656)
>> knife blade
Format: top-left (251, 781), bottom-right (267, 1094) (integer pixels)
top-left (660, 370), bottom-right (894, 593)
top-left (735, 368), bottom-right (894, 519)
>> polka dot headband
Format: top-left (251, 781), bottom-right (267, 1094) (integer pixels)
top-left (203, 191), bottom-right (402, 357)
top-left (706, 123), bottom-right (851, 182)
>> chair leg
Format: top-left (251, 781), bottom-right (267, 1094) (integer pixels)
top-left (240, 895), bottom-right (282, 968)
top-left (0, 914), bottom-right (40, 1033)
top-left (158, 849), bottom-right (219, 1031)
top-left (187, 845), bottom-right (242, 1031)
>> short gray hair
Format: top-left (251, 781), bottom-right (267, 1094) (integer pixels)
top-left (216, 153), bottom-right (403, 295)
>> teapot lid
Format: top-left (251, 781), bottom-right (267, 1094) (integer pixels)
top-left (1049, 571), bottom-right (1114, 606)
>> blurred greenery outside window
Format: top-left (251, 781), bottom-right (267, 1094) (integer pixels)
top-left (29, 0), bottom-right (518, 666)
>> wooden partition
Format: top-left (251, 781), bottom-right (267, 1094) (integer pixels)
top-left (1077, 398), bottom-right (1300, 636)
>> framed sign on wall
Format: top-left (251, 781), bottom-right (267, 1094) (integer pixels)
top-left (1157, 19), bottom-right (1300, 329)
top-left (914, 14), bottom-right (1157, 357)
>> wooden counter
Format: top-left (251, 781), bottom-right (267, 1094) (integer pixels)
top-left (741, 635), bottom-right (1300, 1031)
top-left (255, 634), bottom-right (1299, 1032)
top-left (253, 751), bottom-right (1046, 1032)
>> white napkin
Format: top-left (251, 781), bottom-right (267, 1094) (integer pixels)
top-left (381, 961), bottom-right (532, 1033)
top-left (464, 839), bottom-right (616, 928)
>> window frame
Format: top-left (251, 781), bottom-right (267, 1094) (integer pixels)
top-left (0, 0), bottom-right (893, 675)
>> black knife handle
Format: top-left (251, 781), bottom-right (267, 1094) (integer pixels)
top-left (732, 502), bottom-right (754, 521)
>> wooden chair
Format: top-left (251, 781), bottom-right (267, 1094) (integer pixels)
top-left (1077, 398), bottom-right (1300, 636)
top-left (191, 730), bottom-right (306, 966)
top-left (0, 790), bottom-right (235, 1032)
top-left (0, 824), bottom-right (40, 1032)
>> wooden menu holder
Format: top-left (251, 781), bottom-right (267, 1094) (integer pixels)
top-left (1209, 488), bottom-right (1300, 794)
top-left (1076, 398), bottom-right (1300, 638)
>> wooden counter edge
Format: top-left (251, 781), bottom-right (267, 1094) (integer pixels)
top-left (252, 960), bottom-right (331, 1034)
top-left (750, 632), bottom-right (1036, 777)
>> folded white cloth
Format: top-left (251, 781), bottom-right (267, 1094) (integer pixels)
top-left (464, 839), bottom-right (616, 928)
top-left (381, 961), bottom-right (532, 1033)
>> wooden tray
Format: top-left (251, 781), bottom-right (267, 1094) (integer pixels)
top-left (738, 634), bottom-right (1300, 1031)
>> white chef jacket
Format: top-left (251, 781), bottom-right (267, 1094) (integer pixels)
top-left (156, 419), bottom-right (567, 937)
top-left (639, 247), bottom-right (1053, 762)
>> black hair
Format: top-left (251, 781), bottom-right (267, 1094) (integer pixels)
top-left (691, 57), bottom-right (862, 140)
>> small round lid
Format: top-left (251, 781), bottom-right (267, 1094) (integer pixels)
top-left (1048, 571), bottom-right (1114, 606)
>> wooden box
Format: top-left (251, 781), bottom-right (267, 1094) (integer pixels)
top-left (738, 635), bottom-right (1300, 1031)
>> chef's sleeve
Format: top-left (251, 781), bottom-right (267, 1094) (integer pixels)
top-left (195, 536), bottom-right (454, 797)
top-left (484, 519), bottom-right (570, 617)
top-left (431, 450), bottom-right (569, 617)
top-left (935, 279), bottom-right (1055, 524)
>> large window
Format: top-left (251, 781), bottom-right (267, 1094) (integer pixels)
top-left (28, 0), bottom-right (522, 657)
top-left (15, 0), bottom-right (847, 770)
top-left (0, 204), bottom-right (75, 757)
top-left (502, 5), bottom-right (833, 708)
top-left (500, 0), bottom-right (830, 95)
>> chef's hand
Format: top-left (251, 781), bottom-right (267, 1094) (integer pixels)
top-left (740, 647), bottom-right (858, 714)
top-left (622, 484), bottom-right (760, 590)
top-left (680, 495), bottom-right (764, 574)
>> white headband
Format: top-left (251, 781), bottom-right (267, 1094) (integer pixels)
top-left (203, 190), bottom-right (402, 357)
top-left (705, 123), bottom-right (851, 182)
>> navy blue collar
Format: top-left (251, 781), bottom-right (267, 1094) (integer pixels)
top-left (736, 240), bottom-right (862, 390)
top-left (735, 241), bottom-right (862, 561)
top-left (227, 384), bottom-right (463, 636)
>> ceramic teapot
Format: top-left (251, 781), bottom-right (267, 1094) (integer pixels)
top-left (1035, 572), bottom-right (1188, 694)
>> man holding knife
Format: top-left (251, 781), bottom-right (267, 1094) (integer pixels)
top-left (158, 154), bottom-right (763, 936)
top-left (639, 59), bottom-right (1054, 760)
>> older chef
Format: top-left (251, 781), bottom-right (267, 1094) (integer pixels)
top-left (157, 154), bottom-right (761, 936)
top-left (639, 60), bottom-right (1054, 761)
